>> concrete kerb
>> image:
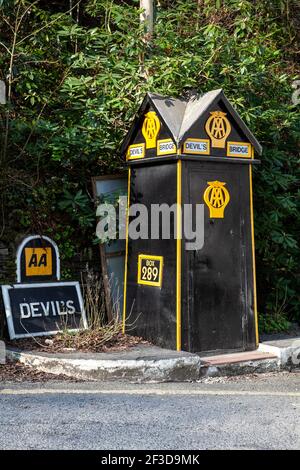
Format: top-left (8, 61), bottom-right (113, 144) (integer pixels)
top-left (6, 347), bottom-right (202, 383)
top-left (259, 338), bottom-right (300, 368)
top-left (5, 337), bottom-right (300, 382)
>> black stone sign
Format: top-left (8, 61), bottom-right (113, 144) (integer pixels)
top-left (2, 282), bottom-right (87, 339)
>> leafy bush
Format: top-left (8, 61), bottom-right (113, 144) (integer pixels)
top-left (0, 0), bottom-right (299, 330)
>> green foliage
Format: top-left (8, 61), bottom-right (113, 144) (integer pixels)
top-left (58, 189), bottom-right (94, 228)
top-left (0, 0), bottom-right (299, 328)
top-left (258, 312), bottom-right (291, 334)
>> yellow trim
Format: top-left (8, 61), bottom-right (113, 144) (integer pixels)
top-left (227, 141), bottom-right (251, 158)
top-left (183, 138), bottom-right (210, 155)
top-left (249, 165), bottom-right (259, 346)
top-left (126, 143), bottom-right (145, 161)
top-left (176, 160), bottom-right (182, 351)
top-left (137, 254), bottom-right (164, 287)
top-left (122, 167), bottom-right (131, 334)
top-left (157, 139), bottom-right (176, 156)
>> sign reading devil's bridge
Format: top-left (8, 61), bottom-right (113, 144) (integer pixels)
top-left (1, 235), bottom-right (87, 339)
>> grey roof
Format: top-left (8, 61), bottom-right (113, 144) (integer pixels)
top-left (120, 92), bottom-right (187, 155)
top-left (121, 89), bottom-right (262, 156)
top-left (148, 92), bottom-right (187, 140)
top-left (178, 89), bottom-right (222, 142)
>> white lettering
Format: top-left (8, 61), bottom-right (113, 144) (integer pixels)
top-left (40, 302), bottom-right (50, 316)
top-left (51, 301), bottom-right (57, 316)
top-left (56, 300), bottom-right (67, 315)
top-left (66, 300), bottom-right (75, 314)
top-left (18, 300), bottom-right (78, 318)
top-left (20, 303), bottom-right (31, 319)
top-left (30, 302), bottom-right (42, 317)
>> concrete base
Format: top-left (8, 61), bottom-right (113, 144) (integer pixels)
top-left (6, 336), bottom-right (300, 382)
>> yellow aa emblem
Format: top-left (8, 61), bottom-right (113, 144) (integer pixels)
top-left (205, 111), bottom-right (231, 148)
top-left (142, 111), bottom-right (161, 149)
top-left (25, 247), bottom-right (52, 276)
top-left (203, 181), bottom-right (230, 218)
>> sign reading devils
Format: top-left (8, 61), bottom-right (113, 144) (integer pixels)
top-left (1, 234), bottom-right (87, 339)
top-left (2, 282), bottom-right (87, 339)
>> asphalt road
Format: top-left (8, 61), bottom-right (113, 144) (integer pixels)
top-left (0, 371), bottom-right (299, 450)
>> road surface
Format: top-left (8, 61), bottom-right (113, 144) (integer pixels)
top-left (0, 371), bottom-right (299, 450)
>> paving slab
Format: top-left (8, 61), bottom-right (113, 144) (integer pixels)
top-left (199, 350), bottom-right (280, 377)
top-left (200, 350), bottom-right (278, 366)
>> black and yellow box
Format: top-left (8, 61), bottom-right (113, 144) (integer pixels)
top-left (121, 89), bottom-right (262, 354)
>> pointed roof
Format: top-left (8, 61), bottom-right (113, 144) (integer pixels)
top-left (120, 92), bottom-right (187, 155)
top-left (148, 92), bottom-right (187, 140)
top-left (178, 89), bottom-right (223, 142)
top-left (121, 89), bottom-right (262, 156)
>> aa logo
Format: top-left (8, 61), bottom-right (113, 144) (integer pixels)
top-left (205, 111), bottom-right (231, 148)
top-left (203, 181), bottom-right (230, 218)
top-left (25, 247), bottom-right (52, 276)
top-left (142, 111), bottom-right (161, 149)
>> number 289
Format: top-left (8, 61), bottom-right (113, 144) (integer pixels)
top-left (141, 265), bottom-right (159, 281)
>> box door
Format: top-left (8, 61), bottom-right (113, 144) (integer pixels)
top-left (186, 163), bottom-right (248, 354)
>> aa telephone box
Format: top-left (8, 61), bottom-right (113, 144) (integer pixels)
top-left (121, 89), bottom-right (262, 354)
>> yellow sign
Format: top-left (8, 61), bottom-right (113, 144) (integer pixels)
top-left (183, 138), bottom-right (210, 155)
top-left (203, 181), bottom-right (230, 218)
top-left (227, 141), bottom-right (251, 158)
top-left (137, 254), bottom-right (163, 287)
top-left (157, 139), bottom-right (176, 156)
top-left (142, 111), bottom-right (161, 149)
top-left (126, 143), bottom-right (145, 160)
top-left (205, 111), bottom-right (231, 148)
top-left (25, 247), bottom-right (53, 276)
